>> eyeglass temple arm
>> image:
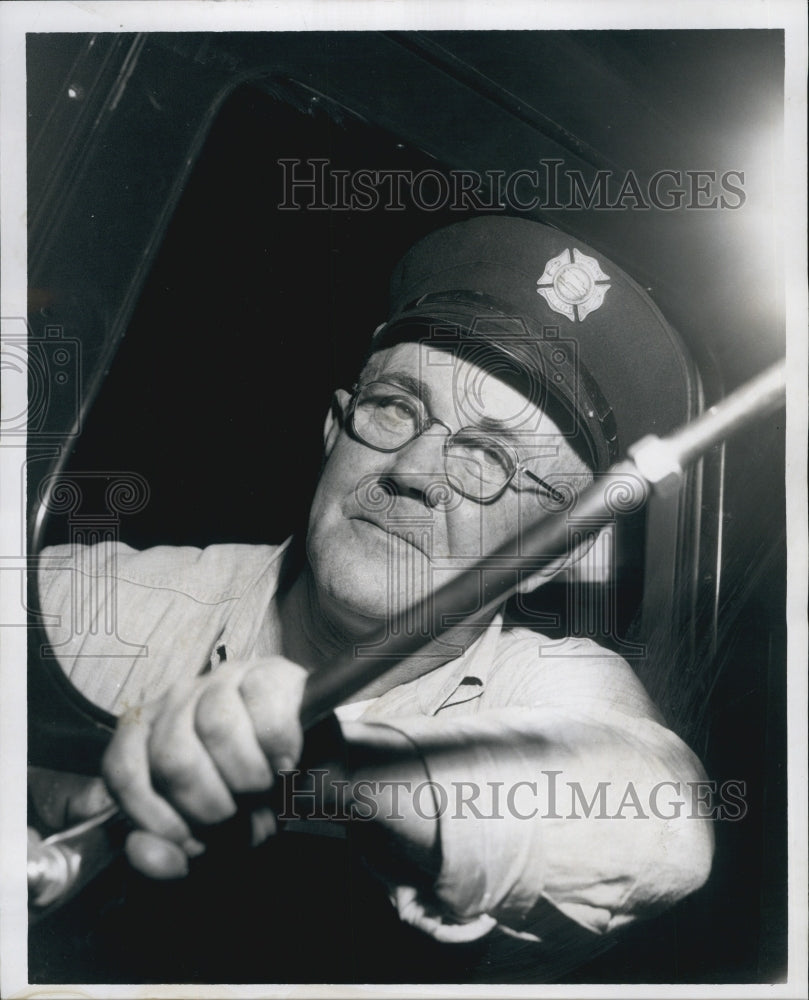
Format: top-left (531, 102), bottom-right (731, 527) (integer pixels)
top-left (521, 468), bottom-right (567, 504)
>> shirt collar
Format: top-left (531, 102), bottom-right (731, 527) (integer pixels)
top-left (217, 537), bottom-right (293, 662)
top-left (413, 612), bottom-right (503, 714)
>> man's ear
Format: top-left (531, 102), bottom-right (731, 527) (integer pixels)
top-left (323, 389), bottom-right (351, 458)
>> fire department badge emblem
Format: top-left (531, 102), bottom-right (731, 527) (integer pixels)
top-left (537, 249), bottom-right (611, 321)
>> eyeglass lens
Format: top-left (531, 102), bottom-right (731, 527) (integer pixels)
top-left (352, 383), bottom-right (517, 500)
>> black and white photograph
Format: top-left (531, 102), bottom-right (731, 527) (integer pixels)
top-left (1, 2), bottom-right (806, 996)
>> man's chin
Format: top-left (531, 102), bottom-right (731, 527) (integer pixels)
top-left (317, 569), bottom-right (438, 637)
top-left (309, 522), bottom-right (439, 630)
top-left (327, 583), bottom-right (436, 632)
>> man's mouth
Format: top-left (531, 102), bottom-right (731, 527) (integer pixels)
top-left (350, 516), bottom-right (433, 559)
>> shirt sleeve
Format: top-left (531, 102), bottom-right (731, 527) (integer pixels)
top-left (360, 643), bottom-right (714, 942)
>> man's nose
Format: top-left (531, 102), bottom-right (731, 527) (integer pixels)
top-left (383, 429), bottom-right (454, 506)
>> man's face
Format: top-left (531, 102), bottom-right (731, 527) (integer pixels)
top-left (306, 340), bottom-right (586, 630)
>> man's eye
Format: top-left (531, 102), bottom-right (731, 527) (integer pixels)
top-left (480, 444), bottom-right (508, 467)
top-left (472, 447), bottom-right (510, 475)
top-left (454, 434), bottom-right (511, 472)
top-left (375, 396), bottom-right (418, 425)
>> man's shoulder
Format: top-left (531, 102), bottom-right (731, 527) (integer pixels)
top-left (38, 540), bottom-right (287, 606)
top-left (495, 626), bottom-right (625, 662)
top-left (488, 626), bottom-right (660, 720)
top-left (35, 540), bottom-right (291, 713)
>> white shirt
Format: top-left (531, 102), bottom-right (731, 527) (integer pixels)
top-left (38, 539), bottom-right (714, 946)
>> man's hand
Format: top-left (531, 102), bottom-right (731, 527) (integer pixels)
top-left (101, 656), bottom-right (309, 879)
top-left (29, 767), bottom-right (115, 831)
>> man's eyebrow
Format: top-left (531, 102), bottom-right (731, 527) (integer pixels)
top-left (363, 371), bottom-right (433, 409)
top-left (474, 416), bottom-right (537, 447)
top-left (472, 416), bottom-right (531, 446)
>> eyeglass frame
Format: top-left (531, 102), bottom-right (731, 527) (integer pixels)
top-left (345, 381), bottom-right (566, 504)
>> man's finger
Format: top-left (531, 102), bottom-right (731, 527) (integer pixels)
top-left (240, 657), bottom-right (307, 772)
top-left (125, 830), bottom-right (191, 880)
top-left (194, 680), bottom-right (274, 793)
top-left (148, 697), bottom-right (238, 825)
top-left (250, 807), bottom-right (278, 847)
top-left (102, 708), bottom-right (193, 846)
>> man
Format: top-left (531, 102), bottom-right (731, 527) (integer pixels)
top-left (36, 216), bottom-right (713, 981)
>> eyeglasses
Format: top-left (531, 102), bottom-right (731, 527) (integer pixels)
top-left (347, 381), bottom-right (565, 503)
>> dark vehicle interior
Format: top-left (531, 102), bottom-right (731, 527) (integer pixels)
top-left (25, 30), bottom-right (786, 984)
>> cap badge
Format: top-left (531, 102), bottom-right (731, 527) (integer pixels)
top-left (537, 249), bottom-right (611, 321)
